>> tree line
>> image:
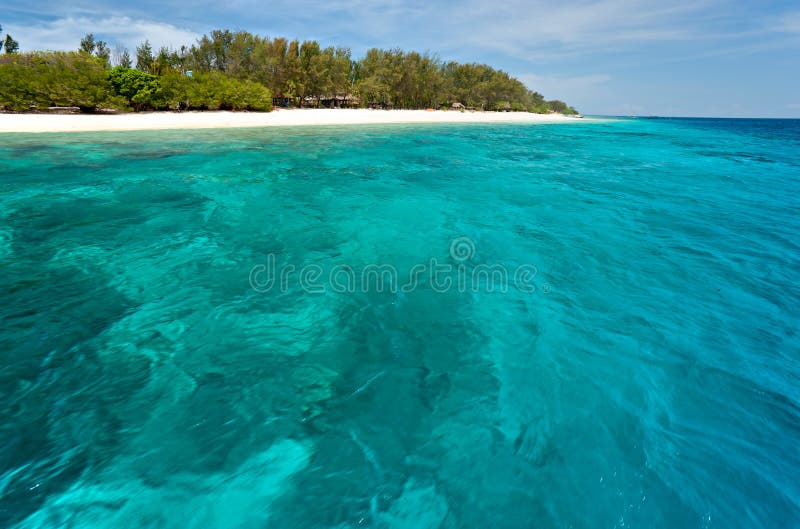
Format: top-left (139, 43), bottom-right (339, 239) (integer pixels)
top-left (0, 28), bottom-right (577, 114)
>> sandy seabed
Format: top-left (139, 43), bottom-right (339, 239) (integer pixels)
top-left (0, 108), bottom-right (583, 133)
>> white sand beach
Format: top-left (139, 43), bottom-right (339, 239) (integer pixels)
top-left (0, 108), bottom-right (582, 133)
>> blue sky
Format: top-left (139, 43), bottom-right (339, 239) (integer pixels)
top-left (3, 0), bottom-right (799, 117)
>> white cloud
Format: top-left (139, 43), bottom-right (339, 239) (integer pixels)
top-left (402, 0), bottom-right (727, 62)
top-left (4, 16), bottom-right (200, 52)
top-left (4, 0), bottom-right (795, 62)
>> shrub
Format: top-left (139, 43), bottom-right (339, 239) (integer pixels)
top-left (173, 72), bottom-right (272, 111)
top-left (0, 52), bottom-right (125, 112)
top-left (108, 66), bottom-right (164, 110)
top-left (231, 79), bottom-right (273, 111)
top-left (0, 56), bottom-right (271, 113)
top-left (547, 100), bottom-right (569, 113)
top-left (529, 103), bottom-right (551, 114)
top-left (159, 71), bottom-right (192, 109)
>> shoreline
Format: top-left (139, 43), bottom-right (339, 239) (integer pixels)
top-left (0, 108), bottom-right (585, 133)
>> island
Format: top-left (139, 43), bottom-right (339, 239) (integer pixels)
top-left (0, 28), bottom-right (579, 124)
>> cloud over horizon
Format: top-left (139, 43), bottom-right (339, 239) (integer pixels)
top-left (4, 16), bottom-right (199, 53)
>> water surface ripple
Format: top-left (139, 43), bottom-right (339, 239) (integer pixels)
top-left (1, 118), bottom-right (798, 528)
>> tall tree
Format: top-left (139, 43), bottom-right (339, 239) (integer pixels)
top-left (209, 29), bottom-right (234, 71)
top-left (226, 31), bottom-right (256, 78)
top-left (119, 49), bottom-right (132, 68)
top-left (283, 40), bottom-right (302, 104)
top-left (3, 35), bottom-right (19, 54)
top-left (299, 40), bottom-right (323, 105)
top-left (79, 33), bottom-right (96, 54)
top-left (1, 26), bottom-right (20, 54)
top-left (150, 46), bottom-right (177, 75)
top-left (269, 37), bottom-right (290, 94)
top-left (136, 40), bottom-right (154, 72)
top-left (331, 47), bottom-right (353, 99)
top-left (95, 40), bottom-right (110, 66)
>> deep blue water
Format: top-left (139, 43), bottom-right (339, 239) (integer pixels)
top-left (1, 117), bottom-right (798, 528)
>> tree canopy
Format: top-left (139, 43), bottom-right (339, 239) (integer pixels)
top-left (79, 33), bottom-right (96, 54)
top-left (0, 28), bottom-right (577, 114)
top-left (172, 31), bottom-right (575, 113)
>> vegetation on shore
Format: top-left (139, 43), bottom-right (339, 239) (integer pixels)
top-left (0, 29), bottom-right (578, 114)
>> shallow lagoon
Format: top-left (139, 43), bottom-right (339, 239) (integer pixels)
top-left (1, 118), bottom-right (799, 528)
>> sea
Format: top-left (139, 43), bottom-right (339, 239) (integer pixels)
top-left (1, 117), bottom-right (798, 528)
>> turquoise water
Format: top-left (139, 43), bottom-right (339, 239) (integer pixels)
top-left (1, 118), bottom-right (799, 528)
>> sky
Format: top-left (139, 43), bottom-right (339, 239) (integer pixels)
top-left (2, 0), bottom-right (799, 117)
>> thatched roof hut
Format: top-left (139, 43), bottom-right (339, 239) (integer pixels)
top-left (451, 102), bottom-right (464, 110)
top-left (320, 94), bottom-right (360, 108)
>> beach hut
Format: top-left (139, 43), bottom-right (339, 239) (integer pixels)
top-left (451, 102), bottom-right (465, 110)
top-left (319, 94), bottom-right (359, 108)
top-left (342, 94), bottom-right (360, 108)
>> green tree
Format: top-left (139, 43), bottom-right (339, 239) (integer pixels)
top-left (226, 31), bottom-right (257, 79)
top-left (79, 33), bottom-right (96, 54)
top-left (136, 40), bottom-right (154, 72)
top-left (119, 49), bottom-right (132, 68)
top-left (150, 47), bottom-right (172, 75)
top-left (261, 37), bottom-right (289, 95)
top-left (196, 29), bottom-right (234, 71)
top-left (3, 34), bottom-right (20, 54)
top-left (355, 48), bottom-right (392, 108)
top-left (329, 47), bottom-right (353, 103)
top-left (299, 40), bottom-right (322, 105)
top-left (283, 40), bottom-right (302, 105)
top-left (95, 41), bottom-right (110, 66)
